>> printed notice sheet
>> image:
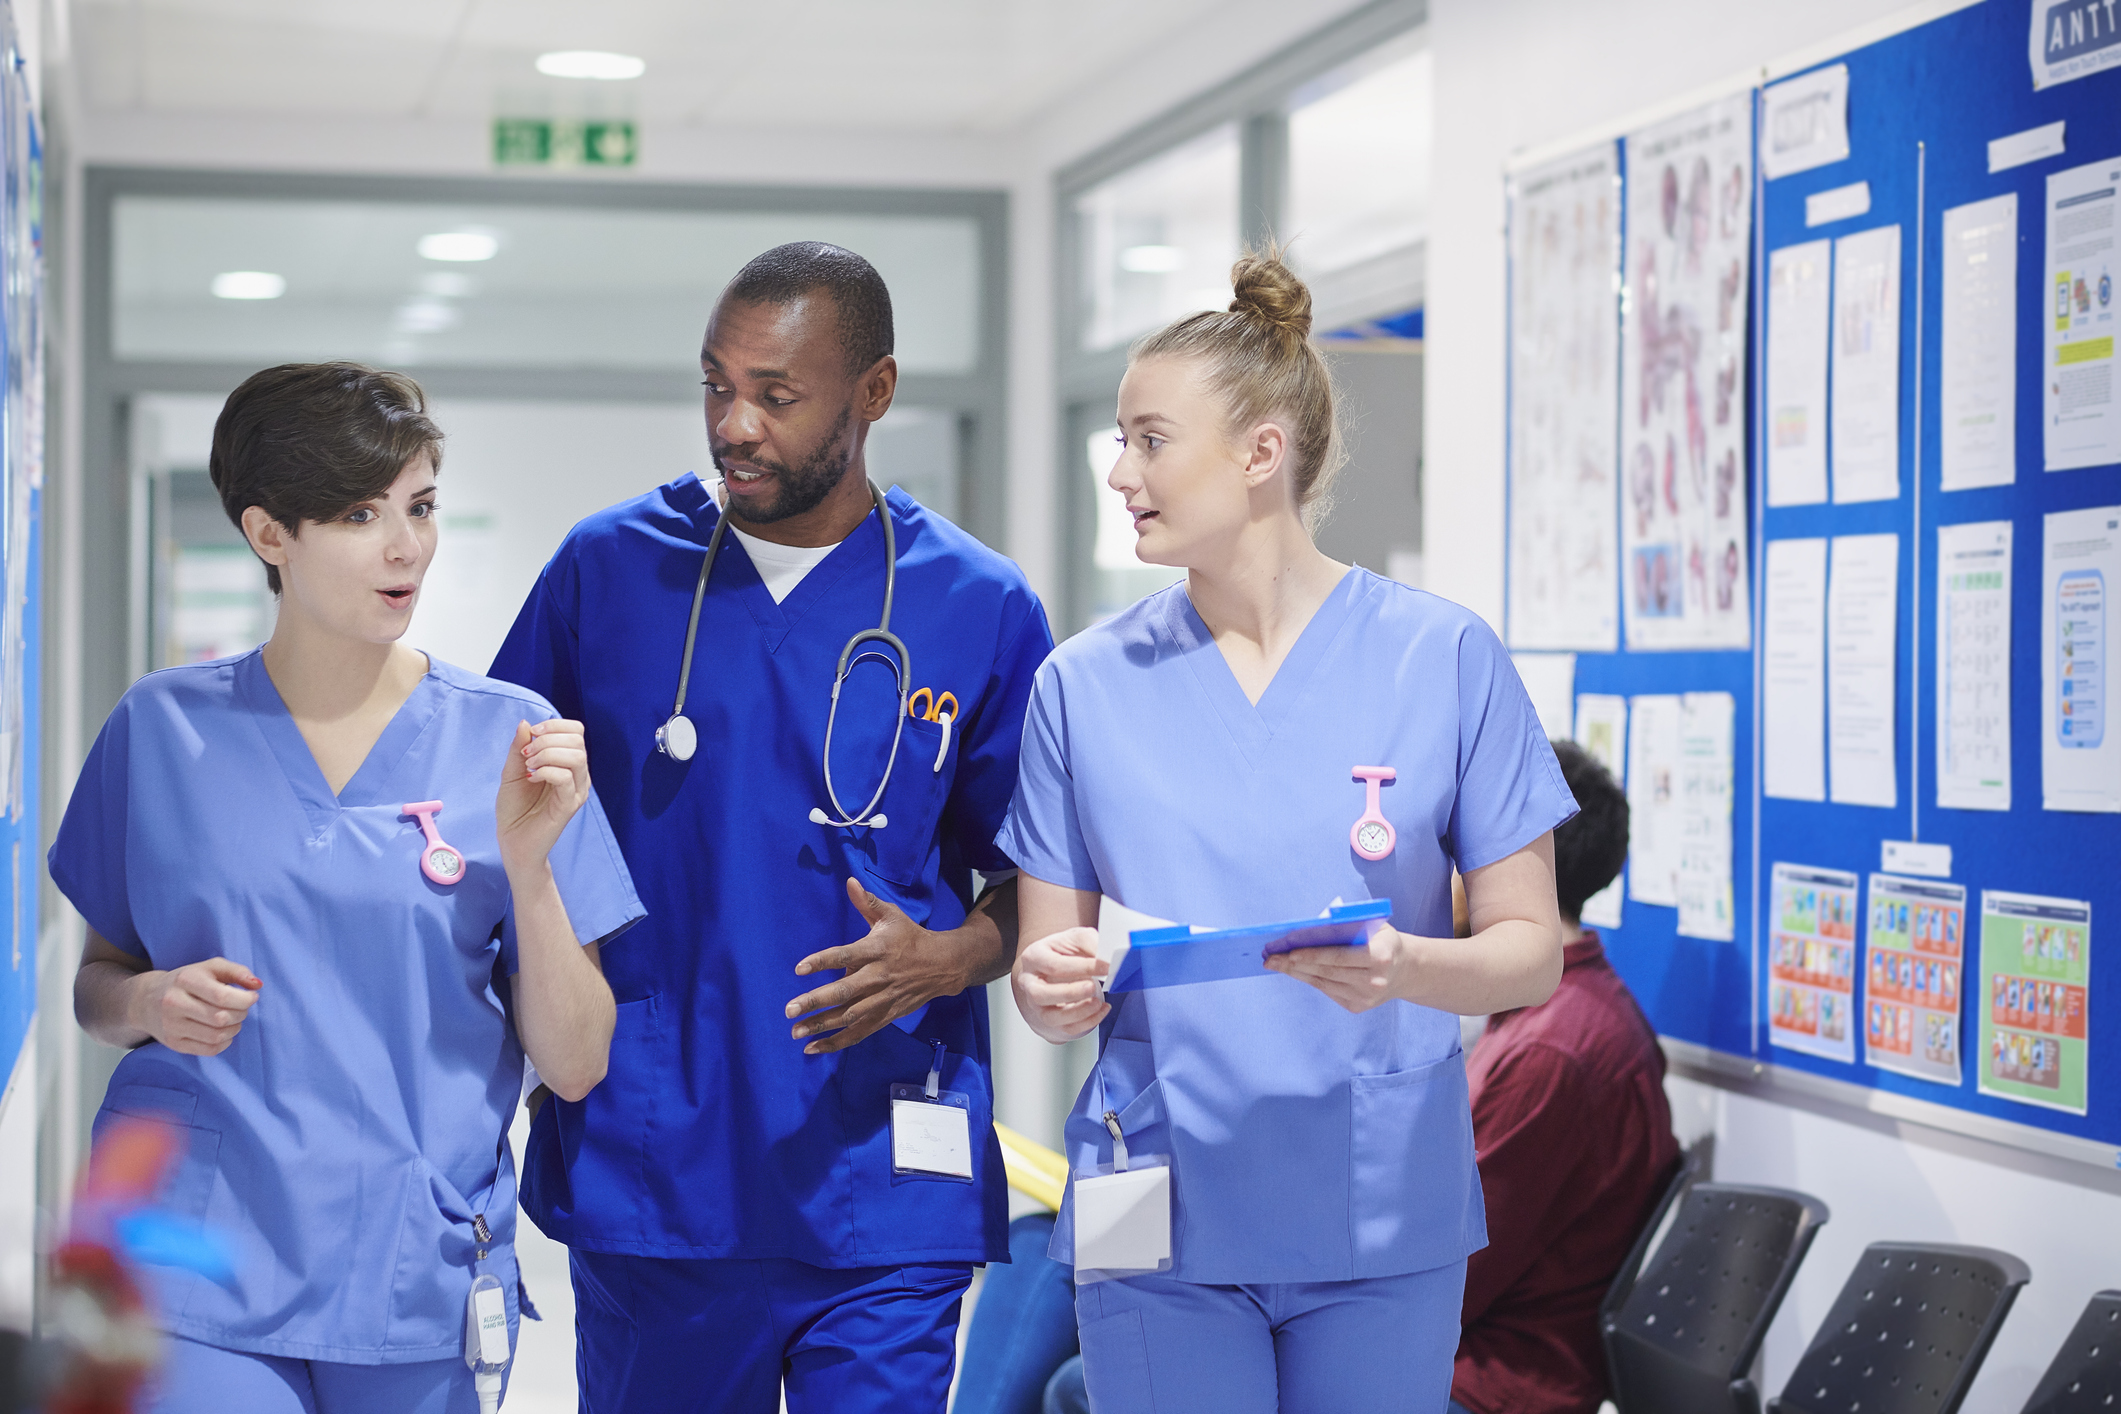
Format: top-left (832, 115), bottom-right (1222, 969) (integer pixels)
top-left (1574, 694), bottom-right (1628, 929)
top-left (1769, 863), bottom-right (1860, 1062)
top-left (1764, 537), bottom-right (1828, 801)
top-left (1511, 651), bottom-right (1577, 742)
top-left (1937, 521), bottom-right (2013, 811)
top-left (1767, 241), bottom-right (1832, 506)
top-left (1626, 694), bottom-right (1683, 907)
top-left (1832, 225), bottom-right (1903, 504)
top-left (2042, 505), bottom-right (2121, 811)
top-left (2045, 157), bottom-right (2121, 471)
top-left (1509, 146), bottom-right (1621, 651)
top-left (1828, 533), bottom-right (1900, 807)
top-left (1676, 691), bottom-right (1736, 941)
top-left (1760, 65), bottom-right (1849, 180)
top-left (1940, 196), bottom-right (2019, 491)
top-left (1980, 890), bottom-right (2091, 1114)
top-left (1621, 95), bottom-right (1754, 649)
top-left (1865, 874), bottom-right (1968, 1085)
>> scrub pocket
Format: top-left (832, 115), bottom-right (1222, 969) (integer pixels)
top-left (836, 1024), bottom-right (992, 1257)
top-left (1061, 1039), bottom-right (1173, 1279)
top-left (95, 1084), bottom-right (220, 1224)
top-left (860, 716), bottom-right (952, 886)
top-left (1347, 1048), bottom-right (1486, 1277)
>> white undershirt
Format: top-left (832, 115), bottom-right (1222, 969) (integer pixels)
top-left (727, 524), bottom-right (840, 604)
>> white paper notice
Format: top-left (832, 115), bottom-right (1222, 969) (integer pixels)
top-left (1940, 196), bottom-right (2020, 491)
top-left (1937, 521), bottom-right (2014, 811)
top-left (1828, 533), bottom-right (1901, 807)
top-left (1677, 691), bottom-right (1736, 941)
top-left (2042, 505), bottom-right (2121, 810)
top-left (2045, 156), bottom-right (2121, 471)
top-left (1621, 96), bottom-right (1754, 650)
top-left (1761, 65), bottom-right (1850, 180)
top-left (1573, 693), bottom-right (1628, 929)
top-left (1626, 694), bottom-right (1683, 907)
top-left (1511, 652), bottom-right (1577, 742)
top-left (1509, 147), bottom-right (1621, 651)
top-left (1832, 225), bottom-right (1903, 503)
top-left (1764, 537), bottom-right (1828, 801)
top-left (1768, 241), bottom-right (1832, 506)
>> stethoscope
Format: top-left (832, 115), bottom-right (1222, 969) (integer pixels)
top-left (655, 479), bottom-right (912, 831)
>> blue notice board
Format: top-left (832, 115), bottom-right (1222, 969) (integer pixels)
top-left (1510, 0), bottom-right (2121, 1157)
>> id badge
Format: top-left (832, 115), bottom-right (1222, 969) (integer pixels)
top-left (889, 1085), bottom-right (974, 1178)
top-left (1073, 1162), bottom-right (1171, 1272)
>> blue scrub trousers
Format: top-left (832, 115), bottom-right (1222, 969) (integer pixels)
top-left (1071, 1260), bottom-right (1467, 1414)
top-left (571, 1248), bottom-right (973, 1414)
top-left (952, 1214), bottom-right (1079, 1414)
top-left (143, 1335), bottom-right (490, 1414)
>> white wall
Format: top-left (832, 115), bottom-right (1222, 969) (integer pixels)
top-left (1426, 5), bottom-right (2121, 1410)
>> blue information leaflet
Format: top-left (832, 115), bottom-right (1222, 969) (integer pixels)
top-left (1107, 900), bottom-right (1392, 993)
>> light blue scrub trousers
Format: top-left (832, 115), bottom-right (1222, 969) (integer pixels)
top-left (143, 1335), bottom-right (496, 1414)
top-left (1071, 1260), bottom-right (1467, 1414)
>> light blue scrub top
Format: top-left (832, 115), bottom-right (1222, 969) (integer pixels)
top-left (996, 571), bottom-right (1576, 1286)
top-left (49, 652), bottom-right (644, 1364)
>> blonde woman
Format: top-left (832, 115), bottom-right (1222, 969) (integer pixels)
top-left (1001, 254), bottom-right (1574, 1412)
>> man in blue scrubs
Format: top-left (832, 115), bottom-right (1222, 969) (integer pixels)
top-left (491, 243), bottom-right (1052, 1413)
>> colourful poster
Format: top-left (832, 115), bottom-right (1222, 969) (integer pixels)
top-left (1864, 874), bottom-right (1968, 1085)
top-left (1769, 862), bottom-right (1860, 1062)
top-left (1979, 890), bottom-right (2092, 1114)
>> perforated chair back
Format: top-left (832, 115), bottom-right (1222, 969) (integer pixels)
top-left (1601, 1147), bottom-right (1703, 1332)
top-left (2022, 1290), bottom-right (2121, 1414)
top-left (1604, 1182), bottom-right (1829, 1414)
top-left (1768, 1243), bottom-right (2031, 1414)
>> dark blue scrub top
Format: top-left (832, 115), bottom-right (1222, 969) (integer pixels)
top-left (491, 476), bottom-right (1053, 1266)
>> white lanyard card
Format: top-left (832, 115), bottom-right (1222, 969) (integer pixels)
top-left (890, 1041), bottom-right (974, 1179)
top-left (1072, 1109), bottom-right (1171, 1278)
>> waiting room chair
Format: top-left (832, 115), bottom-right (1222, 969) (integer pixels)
top-left (2020, 1289), bottom-right (2121, 1414)
top-left (1766, 1243), bottom-right (2030, 1414)
top-left (1600, 1147), bottom-right (1704, 1334)
top-left (1603, 1182), bottom-right (1829, 1414)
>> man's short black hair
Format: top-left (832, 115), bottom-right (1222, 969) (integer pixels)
top-left (209, 362), bottom-right (443, 594)
top-left (721, 242), bottom-right (894, 375)
top-left (1551, 738), bottom-right (1629, 922)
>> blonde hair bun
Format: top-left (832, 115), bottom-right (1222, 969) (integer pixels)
top-left (1227, 249), bottom-right (1313, 340)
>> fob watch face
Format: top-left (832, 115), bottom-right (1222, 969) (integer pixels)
top-left (1357, 822), bottom-right (1390, 855)
top-left (432, 849), bottom-right (462, 878)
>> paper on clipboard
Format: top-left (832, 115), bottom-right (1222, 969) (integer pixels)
top-left (1095, 896), bottom-right (1179, 992)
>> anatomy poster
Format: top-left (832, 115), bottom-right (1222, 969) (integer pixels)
top-left (1979, 890), bottom-right (2091, 1115)
top-left (1769, 863), bottom-right (1859, 1063)
top-left (1621, 95), bottom-right (1754, 650)
top-left (1508, 145), bottom-right (1621, 651)
top-left (1865, 874), bottom-right (1968, 1085)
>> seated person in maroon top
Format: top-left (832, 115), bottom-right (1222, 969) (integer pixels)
top-left (1450, 740), bottom-right (1680, 1414)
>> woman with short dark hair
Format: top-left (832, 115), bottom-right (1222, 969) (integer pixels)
top-left (58, 363), bottom-right (642, 1414)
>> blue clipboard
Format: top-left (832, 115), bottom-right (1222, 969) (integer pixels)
top-left (1106, 899), bottom-right (1392, 993)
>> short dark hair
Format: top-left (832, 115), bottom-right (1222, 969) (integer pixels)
top-left (209, 363), bottom-right (444, 594)
top-left (721, 242), bottom-right (894, 375)
top-left (1551, 738), bottom-right (1629, 922)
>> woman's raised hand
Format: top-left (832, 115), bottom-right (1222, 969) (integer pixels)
top-left (1010, 926), bottom-right (1111, 1044)
top-left (496, 718), bottom-right (590, 877)
top-left (135, 958), bottom-right (261, 1055)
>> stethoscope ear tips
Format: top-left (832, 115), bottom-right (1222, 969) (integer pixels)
top-left (809, 807), bottom-right (888, 829)
top-left (808, 807), bottom-right (832, 825)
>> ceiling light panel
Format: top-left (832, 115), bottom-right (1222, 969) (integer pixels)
top-left (210, 270), bottom-right (285, 299)
top-left (534, 50), bottom-right (646, 80)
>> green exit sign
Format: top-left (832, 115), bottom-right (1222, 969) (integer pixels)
top-left (493, 119), bottom-right (639, 169)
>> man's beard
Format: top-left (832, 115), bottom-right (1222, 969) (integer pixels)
top-left (713, 406), bottom-right (855, 524)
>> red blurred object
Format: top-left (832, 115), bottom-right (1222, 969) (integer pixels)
top-left (42, 1117), bottom-right (182, 1414)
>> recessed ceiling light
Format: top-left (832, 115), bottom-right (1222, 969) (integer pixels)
top-left (211, 270), bottom-right (285, 300)
top-left (1119, 244), bottom-right (1187, 274)
top-left (417, 231), bottom-right (499, 262)
top-left (535, 50), bottom-right (646, 80)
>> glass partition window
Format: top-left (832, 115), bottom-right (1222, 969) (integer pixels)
top-left (1285, 47), bottom-right (1431, 278)
top-left (1073, 124), bottom-right (1241, 353)
top-left (1082, 421), bottom-right (1183, 620)
top-left (114, 197), bottom-right (983, 374)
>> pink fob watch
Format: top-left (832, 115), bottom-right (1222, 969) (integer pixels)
top-left (401, 801), bottom-right (465, 885)
top-left (1349, 766), bottom-right (1397, 861)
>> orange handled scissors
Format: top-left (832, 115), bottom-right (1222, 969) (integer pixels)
top-left (907, 688), bottom-right (959, 772)
top-left (908, 688), bottom-right (958, 724)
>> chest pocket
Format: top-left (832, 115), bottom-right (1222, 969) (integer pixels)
top-left (861, 715), bottom-right (952, 885)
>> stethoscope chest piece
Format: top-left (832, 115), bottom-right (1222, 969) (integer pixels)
top-left (1349, 766), bottom-right (1397, 862)
top-left (656, 713), bottom-right (697, 763)
top-left (402, 801), bottom-right (465, 886)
